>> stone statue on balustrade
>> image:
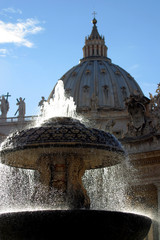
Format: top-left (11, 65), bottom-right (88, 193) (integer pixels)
top-left (38, 96), bottom-right (46, 113)
top-left (0, 95), bottom-right (9, 120)
top-left (149, 83), bottom-right (160, 111)
top-left (149, 83), bottom-right (160, 133)
top-left (15, 97), bottom-right (26, 121)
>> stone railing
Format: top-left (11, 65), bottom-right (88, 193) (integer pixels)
top-left (0, 115), bottom-right (38, 124)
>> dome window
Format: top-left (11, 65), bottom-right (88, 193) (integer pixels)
top-left (115, 70), bottom-right (121, 76)
top-left (127, 74), bottom-right (133, 79)
top-left (86, 69), bottom-right (90, 75)
top-left (101, 68), bottom-right (106, 74)
top-left (83, 85), bottom-right (90, 93)
top-left (61, 75), bottom-right (66, 80)
top-left (107, 59), bottom-right (112, 64)
top-left (72, 71), bottom-right (77, 77)
top-left (103, 85), bottom-right (109, 94)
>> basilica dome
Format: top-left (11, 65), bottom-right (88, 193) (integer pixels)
top-left (49, 18), bottom-right (143, 113)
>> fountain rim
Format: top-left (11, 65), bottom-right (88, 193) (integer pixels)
top-left (0, 209), bottom-right (152, 239)
top-left (1, 141), bottom-right (125, 154)
top-left (1, 116), bottom-right (125, 155)
top-left (0, 209), bottom-right (152, 221)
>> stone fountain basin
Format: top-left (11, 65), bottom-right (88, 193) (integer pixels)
top-left (1, 144), bottom-right (123, 170)
top-left (0, 210), bottom-right (151, 240)
top-left (0, 117), bottom-right (125, 171)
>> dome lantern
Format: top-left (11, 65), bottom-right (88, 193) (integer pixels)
top-left (82, 17), bottom-right (108, 60)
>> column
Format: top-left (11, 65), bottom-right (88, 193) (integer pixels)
top-left (94, 45), bottom-right (97, 56)
top-left (104, 46), bottom-right (107, 57)
top-left (99, 45), bottom-right (101, 56)
top-left (102, 45), bottom-right (105, 56)
top-left (90, 45), bottom-right (92, 56)
top-left (83, 47), bottom-right (85, 58)
top-left (86, 46), bottom-right (88, 57)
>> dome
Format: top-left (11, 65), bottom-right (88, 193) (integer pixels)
top-left (49, 18), bottom-right (143, 113)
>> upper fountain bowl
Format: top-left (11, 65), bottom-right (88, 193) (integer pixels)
top-left (0, 117), bottom-right (125, 171)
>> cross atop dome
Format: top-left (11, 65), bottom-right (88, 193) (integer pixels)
top-left (92, 11), bottom-right (97, 25)
top-left (92, 11), bottom-right (97, 18)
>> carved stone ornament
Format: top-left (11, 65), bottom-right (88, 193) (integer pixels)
top-left (128, 102), bottom-right (145, 130)
top-left (125, 95), bottom-right (153, 137)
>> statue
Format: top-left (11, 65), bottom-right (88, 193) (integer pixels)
top-left (0, 95), bottom-right (9, 119)
top-left (15, 98), bottom-right (26, 120)
top-left (149, 93), bottom-right (156, 111)
top-left (38, 96), bottom-right (46, 112)
top-left (148, 83), bottom-right (160, 133)
top-left (105, 119), bottom-right (115, 133)
top-left (156, 83), bottom-right (160, 94)
top-left (148, 83), bottom-right (160, 112)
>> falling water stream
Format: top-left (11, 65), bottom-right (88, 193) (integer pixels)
top-left (35, 80), bottom-right (83, 127)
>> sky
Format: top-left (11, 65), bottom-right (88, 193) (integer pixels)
top-left (0, 0), bottom-right (160, 117)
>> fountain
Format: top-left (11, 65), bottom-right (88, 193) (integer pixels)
top-left (0, 80), bottom-right (151, 239)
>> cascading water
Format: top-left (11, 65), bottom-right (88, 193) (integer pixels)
top-left (83, 157), bottom-right (139, 212)
top-left (35, 80), bottom-right (83, 127)
top-left (0, 164), bottom-right (35, 212)
top-left (0, 163), bottom-right (67, 212)
top-left (83, 165), bottom-right (129, 211)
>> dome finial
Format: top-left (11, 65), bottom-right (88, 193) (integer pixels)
top-left (92, 11), bottom-right (97, 25)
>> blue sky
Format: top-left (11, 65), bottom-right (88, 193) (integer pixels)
top-left (0, 0), bottom-right (160, 117)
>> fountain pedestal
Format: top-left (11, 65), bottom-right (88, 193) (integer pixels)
top-left (38, 153), bottom-right (90, 208)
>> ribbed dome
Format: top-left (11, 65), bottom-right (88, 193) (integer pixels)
top-left (49, 58), bottom-right (143, 112)
top-left (49, 18), bottom-right (143, 112)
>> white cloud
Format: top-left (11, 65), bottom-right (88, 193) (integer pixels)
top-left (128, 64), bottom-right (139, 71)
top-left (1, 7), bottom-right (22, 15)
top-left (0, 48), bottom-right (8, 57)
top-left (0, 8), bottom-right (22, 19)
top-left (0, 18), bottom-right (43, 48)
